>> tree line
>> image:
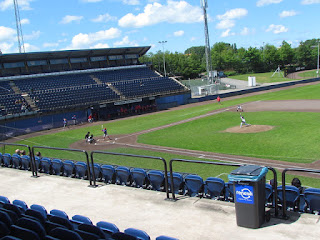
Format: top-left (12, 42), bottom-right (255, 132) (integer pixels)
top-left (139, 39), bottom-right (319, 79)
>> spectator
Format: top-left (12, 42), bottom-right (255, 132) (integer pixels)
top-left (291, 177), bottom-right (305, 194)
top-left (63, 118), bottom-right (67, 128)
top-left (20, 150), bottom-right (26, 156)
top-left (88, 114), bottom-right (93, 123)
top-left (15, 149), bottom-right (21, 155)
top-left (72, 115), bottom-right (77, 125)
top-left (36, 152), bottom-right (42, 158)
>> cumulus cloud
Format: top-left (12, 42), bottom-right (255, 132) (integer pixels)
top-left (122, 0), bottom-right (140, 5)
top-left (24, 30), bottom-right (41, 40)
top-left (256, 0), bottom-right (283, 7)
top-left (240, 27), bottom-right (250, 36)
top-left (92, 43), bottom-right (110, 49)
top-left (20, 18), bottom-right (30, 25)
top-left (114, 36), bottom-right (138, 47)
top-left (279, 10), bottom-right (298, 18)
top-left (0, 0), bottom-right (33, 11)
top-left (118, 0), bottom-right (203, 28)
top-left (68, 27), bottom-right (121, 49)
top-left (266, 24), bottom-right (288, 34)
top-left (301, 0), bottom-right (320, 4)
top-left (24, 43), bottom-right (40, 52)
top-left (60, 15), bottom-right (83, 24)
top-left (43, 42), bottom-right (59, 48)
top-left (0, 26), bottom-right (16, 41)
top-left (221, 29), bottom-right (235, 38)
top-left (91, 13), bottom-right (117, 23)
top-left (0, 42), bottom-right (14, 53)
top-left (216, 8), bottom-right (248, 29)
top-left (173, 30), bottom-right (184, 37)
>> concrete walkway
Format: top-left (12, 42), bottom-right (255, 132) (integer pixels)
top-left (1, 168), bottom-right (319, 240)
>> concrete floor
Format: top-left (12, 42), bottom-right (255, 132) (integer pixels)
top-left (1, 168), bottom-right (319, 240)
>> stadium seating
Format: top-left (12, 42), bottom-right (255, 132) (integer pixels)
top-left (101, 165), bottom-right (116, 184)
top-left (20, 155), bottom-right (31, 170)
top-left (74, 162), bottom-right (88, 179)
top-left (167, 173), bottom-right (185, 195)
top-left (277, 185), bottom-right (300, 211)
top-left (115, 166), bottom-right (132, 186)
top-left (184, 175), bottom-right (204, 197)
top-left (63, 160), bottom-right (75, 177)
top-left (49, 210), bottom-right (69, 220)
top-left (304, 188), bottom-right (320, 214)
top-left (2, 154), bottom-right (12, 167)
top-left (11, 154), bottom-right (21, 169)
top-left (131, 168), bottom-right (149, 188)
top-left (147, 170), bottom-right (165, 191)
top-left (204, 177), bottom-right (225, 200)
top-left (124, 228), bottom-right (150, 240)
top-left (51, 159), bottom-right (64, 176)
top-left (12, 200), bottom-right (28, 213)
top-left (40, 158), bottom-right (52, 174)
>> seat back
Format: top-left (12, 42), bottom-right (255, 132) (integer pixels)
top-left (25, 209), bottom-right (46, 225)
top-left (30, 204), bottom-right (47, 219)
top-left (11, 154), bottom-right (21, 169)
top-left (167, 173), bottom-right (184, 194)
top-left (10, 225), bottom-right (41, 240)
top-left (51, 159), bottom-right (63, 175)
top-left (50, 209), bottom-right (69, 220)
top-left (75, 162), bottom-right (87, 179)
top-left (0, 210), bottom-right (13, 228)
top-left (16, 217), bottom-right (46, 240)
top-left (40, 157), bottom-right (52, 174)
top-left (131, 168), bottom-right (148, 188)
top-left (101, 165), bottom-right (115, 183)
top-left (116, 166), bottom-right (131, 185)
top-left (204, 177), bottom-right (225, 199)
top-left (265, 183), bottom-right (273, 204)
top-left (49, 215), bottom-right (74, 230)
top-left (12, 200), bottom-right (28, 213)
top-left (277, 185), bottom-right (300, 209)
top-left (225, 181), bottom-right (234, 202)
top-left (304, 188), bottom-right (320, 213)
top-left (2, 153), bottom-right (12, 167)
top-left (90, 163), bottom-right (101, 181)
top-left (78, 223), bottom-right (106, 239)
top-left (20, 155), bottom-right (31, 170)
top-left (184, 175), bottom-right (204, 197)
top-left (0, 196), bottom-right (10, 204)
top-left (71, 214), bottom-right (92, 226)
top-left (3, 203), bottom-right (22, 217)
top-left (0, 221), bottom-right (10, 238)
top-left (96, 221), bottom-right (119, 236)
top-left (124, 228), bottom-right (150, 240)
top-left (49, 227), bottom-right (82, 240)
top-left (147, 170), bottom-right (164, 191)
top-left (63, 160), bottom-right (75, 177)
top-left (156, 236), bottom-right (179, 240)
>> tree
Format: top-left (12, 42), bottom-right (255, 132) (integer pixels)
top-left (279, 41), bottom-right (294, 66)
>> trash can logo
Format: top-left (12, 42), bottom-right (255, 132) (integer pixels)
top-left (235, 185), bottom-right (254, 204)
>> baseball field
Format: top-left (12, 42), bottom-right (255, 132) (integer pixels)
top-left (5, 81), bottom-right (320, 188)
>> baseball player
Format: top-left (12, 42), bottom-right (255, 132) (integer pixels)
top-left (240, 114), bottom-right (250, 128)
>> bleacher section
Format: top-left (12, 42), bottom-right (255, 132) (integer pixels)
top-left (0, 66), bottom-right (188, 116)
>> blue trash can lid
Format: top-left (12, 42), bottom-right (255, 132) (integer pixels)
top-left (228, 165), bottom-right (268, 182)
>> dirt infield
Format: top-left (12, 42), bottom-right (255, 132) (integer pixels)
top-left (223, 125), bottom-right (274, 133)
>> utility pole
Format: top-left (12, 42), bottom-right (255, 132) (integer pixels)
top-left (13, 0), bottom-right (25, 53)
top-left (158, 41), bottom-right (167, 77)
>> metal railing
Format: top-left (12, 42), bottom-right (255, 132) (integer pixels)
top-left (90, 151), bottom-right (170, 199)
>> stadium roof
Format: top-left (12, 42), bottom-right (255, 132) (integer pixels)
top-left (0, 46), bottom-right (151, 62)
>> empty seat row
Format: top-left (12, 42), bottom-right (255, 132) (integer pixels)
top-left (0, 196), bottom-right (178, 240)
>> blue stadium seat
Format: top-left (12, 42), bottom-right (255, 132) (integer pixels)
top-left (90, 163), bottom-right (101, 181)
top-left (20, 155), bottom-right (31, 170)
top-left (265, 183), bottom-right (273, 206)
top-left (124, 228), bottom-right (150, 240)
top-left (3, 204), bottom-right (23, 218)
top-left (24, 209), bottom-right (46, 225)
top-left (277, 185), bottom-right (300, 211)
top-left (40, 158), bottom-right (52, 174)
top-left (96, 221), bottom-right (119, 236)
top-left (63, 160), bottom-right (75, 177)
top-left (16, 217), bottom-right (46, 240)
top-left (0, 208), bottom-right (19, 225)
top-left (0, 196), bottom-right (10, 204)
top-left (49, 227), bottom-right (82, 240)
top-left (101, 165), bottom-right (115, 184)
top-left (30, 204), bottom-right (48, 219)
top-left (71, 215), bottom-right (92, 226)
top-left (49, 209), bottom-right (69, 220)
top-left (304, 188), bottom-right (320, 214)
top-left (204, 177), bottom-right (225, 200)
top-left (78, 223), bottom-right (106, 239)
top-left (0, 210), bottom-right (13, 228)
top-left (10, 225), bottom-right (41, 240)
top-left (225, 181), bottom-right (234, 202)
top-left (131, 168), bottom-right (149, 188)
top-left (12, 200), bottom-right (28, 213)
top-left (2, 153), bottom-right (12, 167)
top-left (156, 236), bottom-right (179, 240)
top-left (0, 221), bottom-right (10, 238)
top-left (167, 173), bottom-right (184, 195)
top-left (111, 232), bottom-right (138, 240)
top-left (147, 170), bottom-right (165, 191)
top-left (48, 215), bottom-right (74, 231)
top-left (184, 175), bottom-right (204, 197)
top-left (11, 154), bottom-right (22, 169)
top-left (34, 157), bottom-right (41, 171)
top-left (51, 159), bottom-right (63, 176)
top-left (115, 166), bottom-right (132, 186)
top-left (74, 162), bottom-right (87, 179)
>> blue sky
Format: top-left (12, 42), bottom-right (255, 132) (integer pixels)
top-left (0, 0), bottom-right (319, 54)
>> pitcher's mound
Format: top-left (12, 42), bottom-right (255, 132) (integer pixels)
top-left (223, 125), bottom-right (274, 133)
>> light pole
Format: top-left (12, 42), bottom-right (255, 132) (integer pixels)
top-left (311, 40), bottom-right (319, 78)
top-left (159, 41), bottom-right (167, 77)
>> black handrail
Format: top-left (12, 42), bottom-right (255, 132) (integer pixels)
top-left (267, 167), bottom-right (278, 217)
top-left (90, 151), bottom-right (170, 199)
top-left (31, 146), bottom-right (93, 186)
top-left (281, 168), bottom-right (320, 218)
top-left (0, 142), bottom-right (37, 177)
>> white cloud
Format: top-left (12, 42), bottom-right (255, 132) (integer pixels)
top-left (92, 43), bottom-right (110, 49)
top-left (216, 8), bottom-right (248, 29)
top-left (43, 42), bottom-right (59, 48)
top-left (0, 0), bottom-right (33, 11)
top-left (69, 27), bottom-right (121, 49)
top-left (221, 29), bottom-right (235, 38)
top-left (301, 0), bottom-right (320, 4)
top-left (173, 30), bottom-right (184, 37)
top-left (91, 13), bottom-right (117, 23)
top-left (240, 27), bottom-right (249, 36)
top-left (279, 10), bottom-right (298, 18)
top-left (0, 26), bottom-right (16, 41)
top-left (24, 43), bottom-right (40, 52)
top-left (81, 0), bottom-right (103, 2)
top-left (24, 30), bottom-right (41, 40)
top-left (60, 15), bottom-right (83, 24)
top-left (118, 0), bottom-right (203, 28)
top-left (20, 18), bottom-right (30, 25)
top-left (0, 42), bottom-right (14, 53)
top-left (190, 36), bottom-right (197, 42)
top-left (113, 36), bottom-right (138, 47)
top-left (256, 0), bottom-right (283, 7)
top-left (266, 24), bottom-right (288, 34)
top-left (122, 0), bottom-right (140, 5)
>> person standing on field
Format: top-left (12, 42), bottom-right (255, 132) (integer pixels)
top-left (217, 96), bottom-right (221, 104)
top-left (102, 128), bottom-right (112, 140)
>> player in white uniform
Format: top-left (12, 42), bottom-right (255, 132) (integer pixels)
top-left (240, 114), bottom-right (250, 128)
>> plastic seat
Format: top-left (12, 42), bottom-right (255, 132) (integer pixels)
top-left (112, 232), bottom-right (138, 240)
top-left (71, 214), bottom-right (92, 226)
top-left (90, 163), bottom-right (101, 181)
top-left (167, 173), bottom-right (184, 194)
top-left (75, 229), bottom-right (100, 240)
top-left (20, 155), bottom-right (31, 170)
top-left (49, 215), bottom-right (74, 230)
top-left (78, 223), bottom-right (106, 239)
top-left (304, 188), bottom-right (320, 214)
top-left (24, 209), bottom-right (46, 225)
top-left (0, 221), bottom-right (10, 238)
top-left (0, 196), bottom-right (10, 204)
top-left (75, 162), bottom-right (87, 179)
top-left (16, 217), bottom-right (46, 240)
top-left (10, 225), bottom-right (41, 240)
top-left (131, 168), bottom-right (149, 188)
top-left (124, 228), bottom-right (150, 240)
top-left (49, 227), bottom-right (82, 240)
top-left (225, 181), bottom-right (234, 202)
top-left (51, 159), bottom-right (63, 176)
top-left (147, 170), bottom-right (165, 191)
top-left (0, 235), bottom-right (21, 240)
top-left (12, 200), bottom-right (28, 213)
top-left (156, 236), bottom-right (179, 240)
top-left (30, 204), bottom-right (47, 219)
top-left (204, 177), bottom-right (225, 199)
top-left (96, 221), bottom-right (119, 237)
top-left (115, 166), bottom-right (131, 185)
top-left (49, 209), bottom-right (69, 220)
top-left (63, 160), bottom-right (75, 177)
top-left (0, 209), bottom-right (19, 224)
top-left (11, 154), bottom-right (22, 169)
top-left (34, 156), bottom-right (41, 170)
top-left (277, 185), bottom-right (300, 211)
top-left (40, 158), bottom-right (52, 174)
top-left (3, 204), bottom-right (22, 218)
top-left (0, 210), bottom-right (13, 228)
top-left (184, 175), bottom-right (204, 197)
top-left (2, 153), bottom-right (12, 167)
top-left (101, 165), bottom-right (115, 184)
top-left (265, 183), bottom-right (273, 205)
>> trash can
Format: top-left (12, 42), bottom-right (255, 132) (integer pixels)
top-left (228, 165), bottom-right (268, 228)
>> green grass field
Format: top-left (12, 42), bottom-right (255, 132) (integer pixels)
top-left (3, 81), bottom-right (320, 188)
top-left (229, 72), bottom-right (297, 83)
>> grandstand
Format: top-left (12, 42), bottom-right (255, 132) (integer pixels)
top-left (0, 47), bottom-right (190, 140)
